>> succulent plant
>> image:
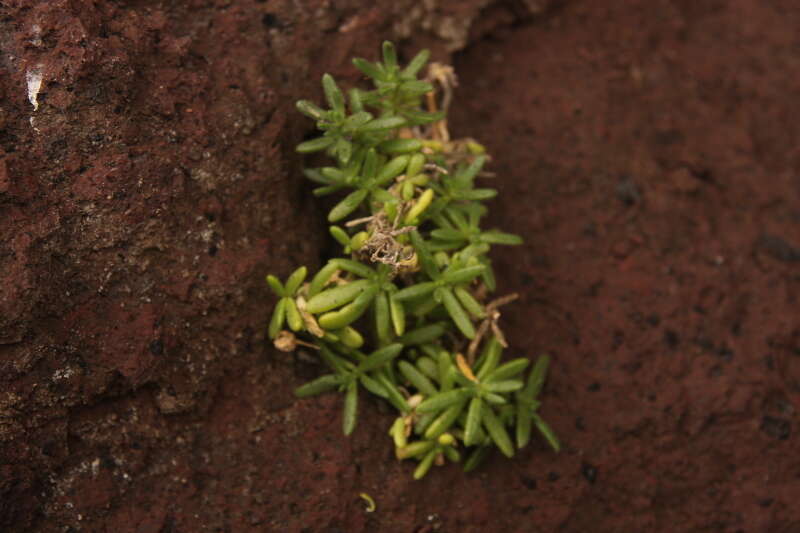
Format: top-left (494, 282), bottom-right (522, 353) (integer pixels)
top-left (267, 41), bottom-right (559, 479)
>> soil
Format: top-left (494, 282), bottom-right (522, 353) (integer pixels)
top-left (1, 0), bottom-right (798, 532)
top-left (450, 1), bottom-right (800, 531)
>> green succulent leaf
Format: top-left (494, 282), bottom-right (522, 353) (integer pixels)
top-left (413, 412), bottom-right (437, 436)
top-left (305, 279), bottom-right (371, 314)
top-left (336, 326), bottom-right (365, 349)
top-left (314, 184), bottom-right (344, 197)
top-left (285, 266), bottom-right (308, 295)
top-left (457, 155), bottom-right (486, 183)
top-left (416, 388), bottom-right (469, 414)
top-left (481, 230), bottom-right (524, 245)
top-left (521, 355), bottom-right (550, 401)
top-left (296, 135), bottom-right (335, 154)
top-left (359, 343), bottom-right (403, 373)
top-left (381, 41), bottom-right (397, 69)
top-left (353, 57), bottom-right (384, 80)
top-left (296, 100), bottom-right (325, 120)
top-left (393, 281), bottom-right (438, 302)
top-left (328, 189), bottom-right (369, 222)
top-left (397, 440), bottom-right (435, 460)
top-left (475, 337), bottom-right (504, 381)
top-left (431, 228), bottom-right (463, 241)
top-left (440, 286), bottom-right (475, 339)
top-left (398, 360), bottom-right (438, 397)
top-left (443, 445), bottom-right (461, 463)
top-left (463, 446), bottom-right (491, 473)
top-left (401, 49), bottom-right (430, 78)
top-left (399, 80), bottom-right (434, 95)
top-left (375, 154), bottom-right (411, 186)
top-left (344, 111), bottom-right (373, 130)
top-left (359, 374), bottom-right (388, 398)
top-left (410, 230), bottom-right (440, 280)
top-left (322, 73), bottom-right (345, 113)
top-left (456, 188), bottom-right (498, 201)
top-left (533, 413), bottom-right (560, 452)
top-left (442, 265), bottom-right (485, 285)
top-left (266, 274), bottom-right (285, 297)
top-left (415, 357), bottom-right (439, 382)
top-left (308, 261), bottom-right (340, 297)
top-left (330, 258), bottom-right (375, 278)
top-left (285, 298), bottom-right (304, 331)
top-left (268, 297), bottom-right (287, 339)
top-left (343, 380), bottom-right (358, 435)
top-left (319, 344), bottom-right (350, 375)
top-left (454, 286), bottom-right (485, 319)
top-left (329, 225), bottom-right (351, 247)
top-left (334, 138), bottom-right (353, 164)
top-left (486, 358), bottom-right (530, 383)
top-left (389, 294), bottom-right (406, 336)
top-left (362, 116), bottom-right (407, 132)
top-left (378, 138), bottom-right (423, 154)
top-left (376, 372), bottom-right (410, 413)
top-left (464, 397), bottom-right (483, 446)
top-left (413, 449), bottom-right (438, 480)
top-left (348, 89), bottom-right (365, 113)
top-left (483, 380), bottom-right (524, 393)
top-left (318, 284), bottom-right (379, 330)
top-left (295, 374), bottom-right (343, 397)
top-left (516, 403), bottom-right (533, 449)
top-left (437, 351), bottom-right (456, 391)
top-left (484, 392), bottom-right (508, 405)
top-left (403, 109), bottom-right (445, 125)
top-left (373, 291), bottom-right (392, 346)
top-left (482, 403), bottom-right (514, 458)
top-left (397, 323), bottom-right (447, 346)
top-left (424, 400), bottom-right (466, 440)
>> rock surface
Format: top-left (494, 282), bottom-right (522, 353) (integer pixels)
top-left (450, 1), bottom-right (800, 531)
top-left (0, 0), bottom-right (550, 530)
top-left (2, 0), bottom-right (799, 531)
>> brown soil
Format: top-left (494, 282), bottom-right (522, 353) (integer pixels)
top-left (1, 0), bottom-right (798, 532)
top-left (450, 1), bottom-right (800, 531)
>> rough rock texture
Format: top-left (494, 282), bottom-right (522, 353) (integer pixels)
top-left (0, 0), bottom-right (552, 531)
top-left (1, 0), bottom-right (798, 531)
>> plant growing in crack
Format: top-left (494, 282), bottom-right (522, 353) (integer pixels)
top-left (267, 41), bottom-right (559, 478)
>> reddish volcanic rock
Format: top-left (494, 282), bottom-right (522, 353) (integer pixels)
top-left (2, 0), bottom-right (799, 531)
